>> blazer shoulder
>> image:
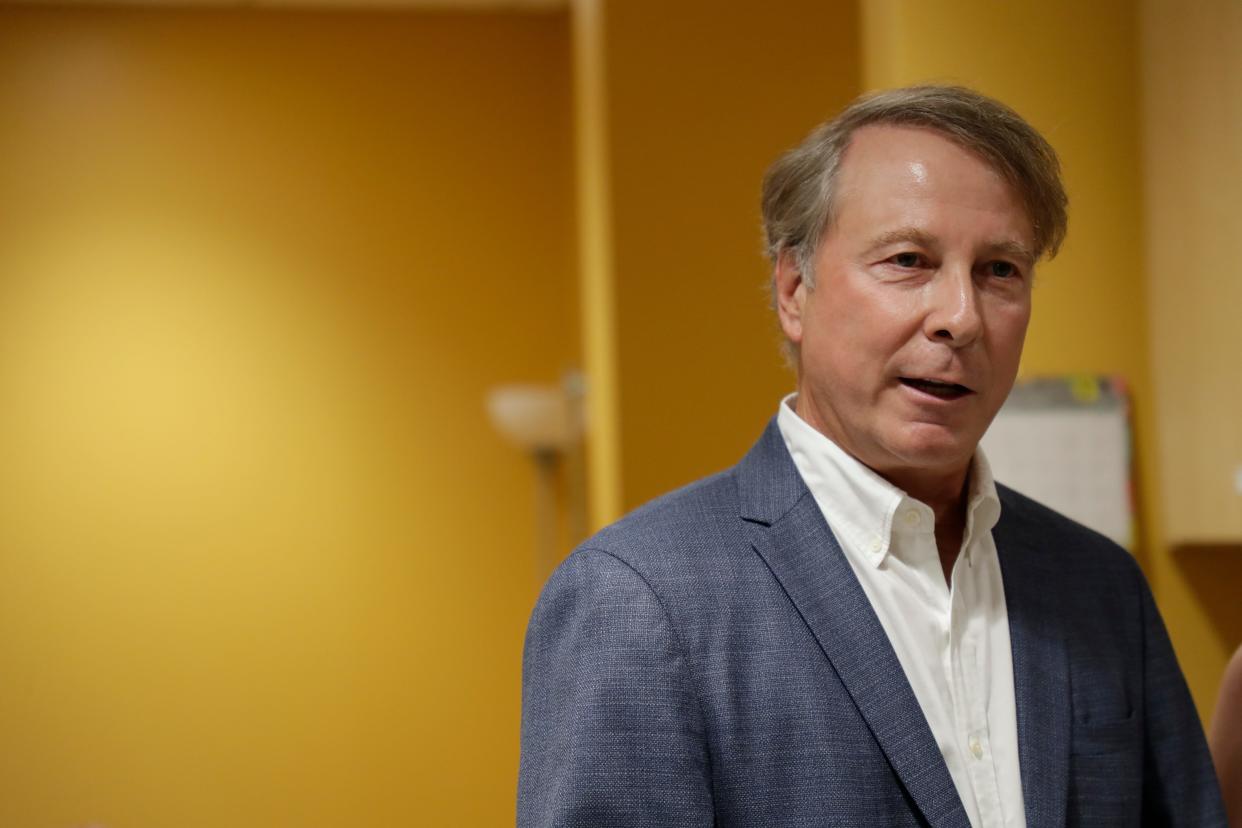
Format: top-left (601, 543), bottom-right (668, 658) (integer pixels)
top-left (996, 482), bottom-right (1141, 582)
top-left (570, 468), bottom-right (745, 573)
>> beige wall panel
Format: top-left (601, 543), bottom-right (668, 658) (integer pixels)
top-left (1142, 0), bottom-right (1242, 544)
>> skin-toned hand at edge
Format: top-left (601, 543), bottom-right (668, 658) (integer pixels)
top-left (1213, 644), bottom-right (1242, 826)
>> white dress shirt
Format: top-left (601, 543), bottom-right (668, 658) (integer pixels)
top-left (777, 395), bottom-right (1027, 828)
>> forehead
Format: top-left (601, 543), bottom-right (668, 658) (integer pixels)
top-left (831, 124), bottom-right (1032, 244)
top-left (838, 124), bottom-right (1004, 186)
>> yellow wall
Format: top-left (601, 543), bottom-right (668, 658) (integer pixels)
top-left (602, 0), bottom-right (861, 511)
top-left (5, 3), bottom-right (1237, 823)
top-left (862, 0), bottom-right (1237, 720)
top-left (0, 9), bottom-right (574, 826)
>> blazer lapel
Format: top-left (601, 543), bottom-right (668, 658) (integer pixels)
top-left (737, 422), bottom-right (971, 828)
top-left (994, 492), bottom-right (1071, 828)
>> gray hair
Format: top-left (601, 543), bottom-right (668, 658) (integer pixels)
top-left (761, 85), bottom-right (1069, 286)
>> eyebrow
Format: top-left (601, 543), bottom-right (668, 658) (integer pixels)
top-left (983, 239), bottom-right (1038, 265)
top-left (864, 226), bottom-right (1036, 265)
top-left (865, 227), bottom-right (936, 253)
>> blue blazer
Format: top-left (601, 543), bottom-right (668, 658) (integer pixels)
top-left (518, 421), bottom-right (1226, 826)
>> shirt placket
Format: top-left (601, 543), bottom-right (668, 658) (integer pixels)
top-left (952, 569), bottom-right (1007, 827)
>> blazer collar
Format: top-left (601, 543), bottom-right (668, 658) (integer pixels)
top-left (736, 419), bottom-right (972, 828)
top-left (994, 489), bottom-right (1071, 828)
top-left (735, 418), bottom-right (807, 526)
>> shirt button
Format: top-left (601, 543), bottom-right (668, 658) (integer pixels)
top-left (969, 736), bottom-right (983, 759)
top-left (869, 537), bottom-right (882, 554)
top-left (902, 509), bottom-right (920, 527)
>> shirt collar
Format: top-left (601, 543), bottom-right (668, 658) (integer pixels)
top-left (776, 393), bottom-right (1002, 568)
top-left (962, 444), bottom-right (1002, 552)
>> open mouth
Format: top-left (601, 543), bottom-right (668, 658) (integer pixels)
top-left (899, 377), bottom-right (973, 400)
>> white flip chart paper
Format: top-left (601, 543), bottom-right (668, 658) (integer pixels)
top-left (980, 377), bottom-right (1133, 549)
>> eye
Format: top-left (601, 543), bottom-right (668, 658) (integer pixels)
top-left (890, 252), bottom-right (923, 268)
top-left (988, 260), bottom-right (1019, 278)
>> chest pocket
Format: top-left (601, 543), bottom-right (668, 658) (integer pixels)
top-left (1067, 713), bottom-right (1142, 826)
top-left (1071, 712), bottom-right (1138, 755)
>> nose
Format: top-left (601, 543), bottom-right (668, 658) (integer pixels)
top-left (924, 266), bottom-right (982, 347)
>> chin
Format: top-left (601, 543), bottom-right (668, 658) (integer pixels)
top-left (885, 428), bottom-right (978, 473)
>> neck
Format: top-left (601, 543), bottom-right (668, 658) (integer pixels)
top-left (881, 465), bottom-right (970, 526)
top-left (791, 389), bottom-right (973, 520)
top-left (789, 390), bottom-right (975, 576)
top-left (884, 464), bottom-right (971, 584)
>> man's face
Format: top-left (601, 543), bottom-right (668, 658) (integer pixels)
top-left (777, 124), bottom-right (1034, 488)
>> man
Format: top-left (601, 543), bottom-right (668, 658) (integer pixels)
top-left (518, 86), bottom-right (1226, 827)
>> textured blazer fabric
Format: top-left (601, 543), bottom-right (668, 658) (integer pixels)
top-left (517, 420), bottom-right (1227, 827)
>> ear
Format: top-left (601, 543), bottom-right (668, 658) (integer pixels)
top-left (774, 249), bottom-right (808, 346)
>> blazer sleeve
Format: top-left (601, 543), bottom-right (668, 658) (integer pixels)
top-left (1135, 567), bottom-right (1229, 826)
top-left (517, 548), bottom-right (714, 828)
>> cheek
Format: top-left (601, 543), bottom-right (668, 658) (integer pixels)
top-left (989, 302), bottom-right (1031, 351)
top-left (802, 328), bottom-right (896, 398)
top-left (801, 279), bottom-right (920, 378)
top-left (816, 284), bottom-right (914, 344)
